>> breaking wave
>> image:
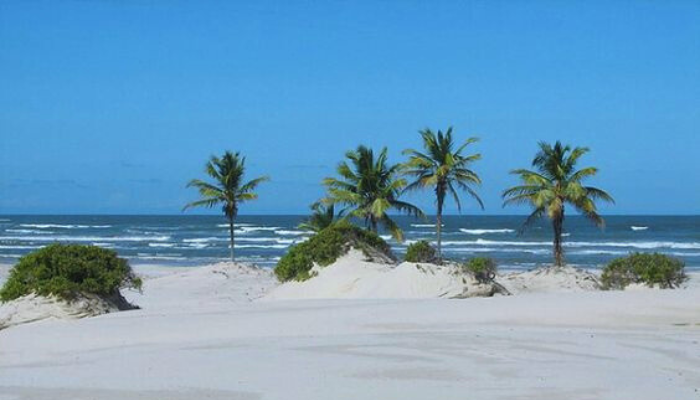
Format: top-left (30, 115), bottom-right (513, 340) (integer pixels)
top-left (459, 228), bottom-right (515, 235)
top-left (19, 224), bottom-right (112, 229)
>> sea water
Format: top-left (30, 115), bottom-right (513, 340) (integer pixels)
top-left (0, 215), bottom-right (698, 270)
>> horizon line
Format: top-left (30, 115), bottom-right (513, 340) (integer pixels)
top-left (1, 213), bottom-right (698, 217)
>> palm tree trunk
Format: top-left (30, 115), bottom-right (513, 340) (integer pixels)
top-left (552, 215), bottom-right (564, 268)
top-left (229, 215), bottom-right (235, 262)
top-left (436, 192), bottom-right (444, 264)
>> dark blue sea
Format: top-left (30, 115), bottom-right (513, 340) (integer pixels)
top-left (0, 215), bottom-right (698, 270)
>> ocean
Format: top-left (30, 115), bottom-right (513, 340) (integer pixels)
top-left (0, 215), bottom-right (698, 270)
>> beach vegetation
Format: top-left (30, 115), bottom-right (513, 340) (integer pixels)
top-left (463, 257), bottom-right (498, 284)
top-left (502, 141), bottom-right (614, 267)
top-left (298, 202), bottom-right (344, 232)
top-left (404, 240), bottom-right (438, 263)
top-left (183, 151), bottom-right (269, 261)
top-left (275, 220), bottom-right (393, 282)
top-left (601, 253), bottom-right (687, 290)
top-left (0, 244), bottom-right (142, 303)
top-left (323, 145), bottom-right (423, 242)
top-left (402, 127), bottom-right (483, 263)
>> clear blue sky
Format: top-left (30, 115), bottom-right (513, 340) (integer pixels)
top-left (1, 1), bottom-right (699, 215)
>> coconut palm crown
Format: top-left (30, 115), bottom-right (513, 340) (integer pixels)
top-left (183, 151), bottom-right (269, 261)
top-left (323, 145), bottom-right (423, 241)
top-left (502, 141), bottom-right (614, 267)
top-left (402, 127), bottom-right (484, 262)
top-left (298, 202), bottom-right (344, 233)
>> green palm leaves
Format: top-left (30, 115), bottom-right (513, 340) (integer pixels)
top-left (183, 151), bottom-right (269, 261)
top-left (402, 127), bottom-right (484, 262)
top-left (502, 141), bottom-right (614, 267)
top-left (323, 145), bottom-right (423, 242)
top-left (189, 139), bottom-right (613, 266)
top-left (298, 202), bottom-right (344, 233)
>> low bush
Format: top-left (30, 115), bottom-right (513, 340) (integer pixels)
top-left (463, 257), bottom-right (498, 284)
top-left (0, 244), bottom-right (142, 302)
top-left (601, 253), bottom-right (687, 290)
top-left (274, 221), bottom-right (392, 282)
top-left (404, 240), bottom-right (438, 263)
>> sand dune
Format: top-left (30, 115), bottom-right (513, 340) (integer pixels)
top-left (1, 261), bottom-right (699, 399)
top-left (264, 250), bottom-right (504, 300)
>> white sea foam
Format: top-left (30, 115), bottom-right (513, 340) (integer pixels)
top-left (459, 228), bottom-right (515, 235)
top-left (274, 230), bottom-right (309, 236)
top-left (217, 223), bottom-right (254, 228)
top-left (631, 226), bottom-right (649, 231)
top-left (565, 241), bottom-right (700, 250)
top-left (91, 243), bottom-right (115, 248)
top-left (237, 237), bottom-right (297, 245)
top-left (444, 247), bottom-right (551, 255)
top-left (444, 247), bottom-right (659, 257)
top-left (409, 238), bottom-right (700, 250)
top-left (183, 237), bottom-right (226, 243)
top-left (670, 252), bottom-right (700, 257)
top-left (149, 243), bottom-right (176, 248)
top-left (410, 224), bottom-right (444, 228)
top-left (569, 249), bottom-right (628, 256)
top-left (0, 245), bottom-right (41, 250)
top-left (239, 226), bottom-right (281, 232)
top-left (19, 224), bottom-right (112, 229)
top-left (180, 237), bottom-right (299, 248)
top-left (236, 244), bottom-right (289, 249)
top-left (0, 235), bottom-right (170, 242)
top-left (5, 229), bottom-right (54, 234)
top-left (134, 255), bottom-right (186, 261)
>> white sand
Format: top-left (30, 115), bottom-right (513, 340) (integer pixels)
top-left (499, 265), bottom-right (601, 294)
top-left (0, 293), bottom-right (123, 331)
top-left (265, 250), bottom-right (500, 299)
top-left (1, 261), bottom-right (699, 399)
top-left (0, 263), bottom-right (10, 284)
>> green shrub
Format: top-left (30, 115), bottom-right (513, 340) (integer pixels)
top-left (404, 240), bottom-right (437, 263)
top-left (0, 244), bottom-right (142, 302)
top-left (275, 221), bottom-right (393, 282)
top-left (463, 257), bottom-right (498, 284)
top-left (601, 253), bottom-right (687, 290)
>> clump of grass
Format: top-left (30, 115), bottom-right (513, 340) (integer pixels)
top-left (462, 257), bottom-right (498, 284)
top-left (601, 253), bottom-right (687, 290)
top-left (0, 244), bottom-right (142, 302)
top-left (274, 221), bottom-right (393, 282)
top-left (404, 240), bottom-right (437, 263)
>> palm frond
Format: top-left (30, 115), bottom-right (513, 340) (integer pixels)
top-left (402, 127), bottom-right (483, 215)
top-left (182, 198), bottom-right (222, 211)
top-left (239, 175), bottom-right (270, 194)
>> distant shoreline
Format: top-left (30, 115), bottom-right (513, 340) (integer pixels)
top-left (2, 215), bottom-right (699, 270)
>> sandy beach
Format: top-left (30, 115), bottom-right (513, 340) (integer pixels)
top-left (1, 261), bottom-right (699, 400)
top-left (3, 1), bottom-right (699, 398)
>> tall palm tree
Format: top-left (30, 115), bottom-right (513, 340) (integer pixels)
top-left (323, 145), bottom-right (423, 241)
top-left (298, 202), bottom-right (344, 233)
top-left (402, 127), bottom-right (484, 262)
top-left (502, 141), bottom-right (614, 267)
top-left (183, 151), bottom-right (269, 261)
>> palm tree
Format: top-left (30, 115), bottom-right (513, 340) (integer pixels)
top-left (323, 145), bottom-right (423, 241)
top-left (183, 151), bottom-right (269, 261)
top-left (402, 127), bottom-right (484, 262)
top-left (298, 202), bottom-right (344, 232)
top-left (502, 141), bottom-right (614, 267)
